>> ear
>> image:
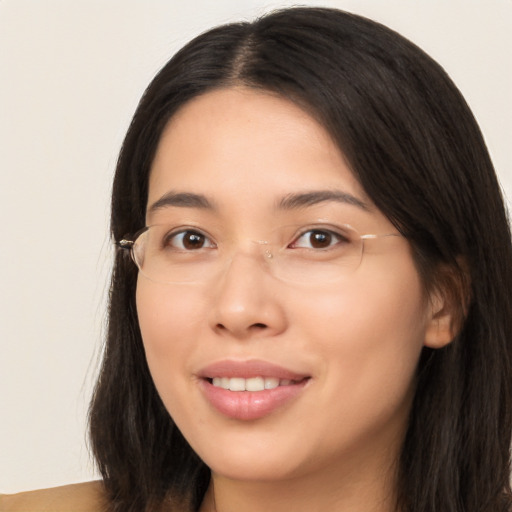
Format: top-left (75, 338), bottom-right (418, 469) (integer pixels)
top-left (423, 262), bottom-right (471, 349)
top-left (423, 290), bottom-right (457, 349)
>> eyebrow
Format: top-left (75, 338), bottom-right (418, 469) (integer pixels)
top-left (148, 189), bottom-right (370, 215)
top-left (148, 192), bottom-right (215, 213)
top-left (277, 190), bottom-right (370, 211)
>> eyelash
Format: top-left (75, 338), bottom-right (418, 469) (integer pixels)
top-left (163, 229), bottom-right (216, 250)
top-left (289, 228), bottom-right (349, 250)
top-left (162, 227), bottom-right (349, 251)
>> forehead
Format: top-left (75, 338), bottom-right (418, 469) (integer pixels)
top-left (147, 87), bottom-right (369, 216)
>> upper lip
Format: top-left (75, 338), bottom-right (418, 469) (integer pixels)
top-left (197, 359), bottom-right (310, 380)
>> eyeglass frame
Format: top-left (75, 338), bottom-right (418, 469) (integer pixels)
top-left (116, 223), bottom-right (403, 285)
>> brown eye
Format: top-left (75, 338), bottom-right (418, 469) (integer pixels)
top-left (309, 230), bottom-right (332, 248)
top-left (167, 230), bottom-right (214, 250)
top-left (291, 229), bottom-right (347, 250)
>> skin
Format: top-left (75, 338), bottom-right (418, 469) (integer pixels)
top-left (0, 482), bottom-right (105, 512)
top-left (136, 88), bottom-right (453, 512)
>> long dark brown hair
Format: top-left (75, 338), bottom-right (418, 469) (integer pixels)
top-left (89, 7), bottom-right (512, 511)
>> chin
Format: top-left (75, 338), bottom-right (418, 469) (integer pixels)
top-left (206, 453), bottom-right (301, 482)
top-left (184, 426), bottom-right (309, 482)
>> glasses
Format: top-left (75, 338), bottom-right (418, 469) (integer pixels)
top-left (117, 223), bottom-right (402, 285)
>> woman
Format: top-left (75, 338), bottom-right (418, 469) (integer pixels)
top-left (2, 6), bottom-right (511, 512)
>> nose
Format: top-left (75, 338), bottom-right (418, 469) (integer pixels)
top-left (208, 252), bottom-right (288, 339)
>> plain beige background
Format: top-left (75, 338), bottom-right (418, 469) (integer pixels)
top-left (1, 0), bottom-right (510, 493)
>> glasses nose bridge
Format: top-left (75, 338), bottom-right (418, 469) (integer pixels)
top-left (221, 237), bottom-right (277, 269)
top-left (207, 237), bottom-right (277, 284)
top-left (251, 238), bottom-right (275, 259)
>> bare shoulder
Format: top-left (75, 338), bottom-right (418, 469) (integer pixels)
top-left (0, 481), bottom-right (107, 512)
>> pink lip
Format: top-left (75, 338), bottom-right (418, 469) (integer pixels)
top-left (198, 359), bottom-right (308, 380)
top-left (197, 360), bottom-right (310, 421)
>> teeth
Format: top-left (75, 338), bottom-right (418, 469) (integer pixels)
top-left (264, 377), bottom-right (279, 390)
top-left (229, 377), bottom-right (245, 391)
top-left (246, 376), bottom-right (264, 391)
top-left (211, 376), bottom-right (295, 391)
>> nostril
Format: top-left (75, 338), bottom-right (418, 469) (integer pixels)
top-left (214, 321), bottom-right (268, 335)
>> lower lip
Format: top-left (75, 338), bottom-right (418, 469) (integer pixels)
top-left (199, 379), bottom-right (308, 421)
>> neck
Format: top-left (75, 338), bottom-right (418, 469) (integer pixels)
top-left (201, 449), bottom-right (400, 512)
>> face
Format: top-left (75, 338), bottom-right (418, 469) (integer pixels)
top-left (136, 88), bottom-right (434, 484)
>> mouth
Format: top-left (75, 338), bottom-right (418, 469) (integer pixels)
top-left (197, 360), bottom-right (311, 421)
top-left (207, 376), bottom-right (308, 392)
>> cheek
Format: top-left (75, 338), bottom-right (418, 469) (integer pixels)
top-left (137, 277), bottom-right (206, 339)
top-left (294, 258), bottom-right (428, 414)
top-left (319, 252), bottom-right (426, 345)
top-left (135, 279), bottom-right (206, 392)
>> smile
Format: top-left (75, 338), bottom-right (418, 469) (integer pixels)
top-left (198, 360), bottom-right (310, 420)
top-left (210, 376), bottom-right (301, 391)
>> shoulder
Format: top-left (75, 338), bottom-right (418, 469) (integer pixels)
top-left (0, 481), bottom-right (106, 512)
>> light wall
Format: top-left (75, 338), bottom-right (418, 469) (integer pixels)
top-left (0, 0), bottom-right (510, 493)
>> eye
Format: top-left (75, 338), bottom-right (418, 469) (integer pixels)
top-left (164, 230), bottom-right (215, 250)
top-left (290, 229), bottom-right (349, 250)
